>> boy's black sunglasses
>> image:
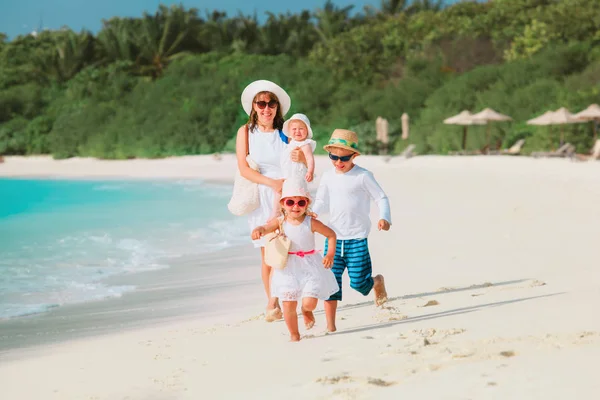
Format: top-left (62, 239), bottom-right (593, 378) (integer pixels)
top-left (328, 153), bottom-right (354, 162)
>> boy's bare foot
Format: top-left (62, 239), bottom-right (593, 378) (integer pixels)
top-left (290, 333), bottom-right (301, 342)
top-left (373, 275), bottom-right (388, 306)
top-left (301, 307), bottom-right (315, 330)
top-left (326, 325), bottom-right (337, 333)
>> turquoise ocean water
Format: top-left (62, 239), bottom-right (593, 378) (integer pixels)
top-left (0, 178), bottom-right (247, 319)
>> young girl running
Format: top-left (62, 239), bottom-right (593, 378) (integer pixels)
top-left (251, 179), bottom-right (339, 342)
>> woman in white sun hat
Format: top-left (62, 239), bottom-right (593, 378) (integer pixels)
top-left (235, 79), bottom-right (307, 322)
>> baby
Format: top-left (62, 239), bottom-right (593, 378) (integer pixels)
top-left (269, 113), bottom-right (316, 221)
top-left (281, 113), bottom-right (315, 183)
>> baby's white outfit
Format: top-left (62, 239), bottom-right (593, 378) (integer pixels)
top-left (270, 216), bottom-right (339, 301)
top-left (280, 139), bottom-right (316, 180)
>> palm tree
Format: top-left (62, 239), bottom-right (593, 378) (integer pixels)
top-left (134, 4), bottom-right (203, 77)
top-left (407, 0), bottom-right (445, 14)
top-left (97, 5), bottom-right (203, 78)
top-left (380, 0), bottom-right (409, 15)
top-left (313, 0), bottom-right (355, 44)
top-left (97, 17), bottom-right (139, 65)
top-left (199, 11), bottom-right (231, 52)
top-left (33, 29), bottom-right (96, 83)
top-left (260, 11), bottom-right (318, 56)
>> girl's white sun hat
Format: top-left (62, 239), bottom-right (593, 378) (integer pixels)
top-left (241, 80), bottom-right (291, 116)
top-left (280, 178), bottom-right (312, 204)
top-left (282, 113), bottom-right (313, 139)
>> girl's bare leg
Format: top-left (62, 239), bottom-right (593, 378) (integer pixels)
top-left (282, 301), bottom-right (300, 341)
top-left (261, 248), bottom-right (281, 321)
top-left (301, 297), bottom-right (317, 329)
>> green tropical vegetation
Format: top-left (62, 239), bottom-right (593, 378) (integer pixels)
top-left (1, 0), bottom-right (599, 159)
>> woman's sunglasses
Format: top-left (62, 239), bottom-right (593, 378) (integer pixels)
top-left (254, 100), bottom-right (278, 109)
top-left (328, 153), bottom-right (354, 162)
top-left (284, 199), bottom-right (307, 207)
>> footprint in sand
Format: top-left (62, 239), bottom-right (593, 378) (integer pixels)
top-left (316, 374), bottom-right (354, 385)
top-left (367, 377), bottom-right (396, 387)
top-left (375, 305), bottom-right (408, 322)
top-left (421, 300), bottom-right (440, 307)
top-left (529, 280), bottom-right (546, 287)
top-left (316, 375), bottom-right (396, 387)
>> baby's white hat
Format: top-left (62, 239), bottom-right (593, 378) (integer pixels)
top-left (282, 113), bottom-right (313, 139)
top-left (280, 178), bottom-right (312, 204)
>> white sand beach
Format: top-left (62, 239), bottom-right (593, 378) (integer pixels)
top-left (1, 154), bottom-right (600, 399)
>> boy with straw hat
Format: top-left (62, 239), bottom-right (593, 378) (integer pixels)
top-left (312, 129), bottom-right (391, 333)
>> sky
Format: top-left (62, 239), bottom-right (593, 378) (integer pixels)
top-left (0, 0), bottom-right (380, 39)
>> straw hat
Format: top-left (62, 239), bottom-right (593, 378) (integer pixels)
top-left (282, 113), bottom-right (313, 139)
top-left (280, 178), bottom-right (312, 204)
top-left (240, 80), bottom-right (291, 116)
top-left (323, 129), bottom-right (361, 155)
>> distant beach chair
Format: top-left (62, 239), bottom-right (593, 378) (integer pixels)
top-left (575, 139), bottom-right (600, 162)
top-left (532, 142), bottom-right (575, 159)
top-left (500, 139), bottom-right (525, 155)
top-left (384, 144), bottom-right (416, 162)
top-left (400, 144), bottom-right (416, 158)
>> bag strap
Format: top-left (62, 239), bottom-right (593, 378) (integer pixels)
top-left (245, 124), bottom-right (250, 156)
top-left (271, 216), bottom-right (286, 239)
top-left (278, 216), bottom-right (285, 234)
top-left (278, 129), bottom-right (289, 144)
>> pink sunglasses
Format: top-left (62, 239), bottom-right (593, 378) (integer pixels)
top-left (284, 199), bottom-right (307, 207)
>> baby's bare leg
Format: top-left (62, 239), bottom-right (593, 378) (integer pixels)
top-left (282, 301), bottom-right (300, 341)
top-left (301, 297), bottom-right (317, 329)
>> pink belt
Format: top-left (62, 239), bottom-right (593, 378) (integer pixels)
top-left (288, 250), bottom-right (315, 258)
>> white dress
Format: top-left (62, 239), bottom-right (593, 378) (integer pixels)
top-left (280, 139), bottom-right (316, 180)
top-left (270, 216), bottom-right (340, 301)
top-left (247, 126), bottom-right (288, 247)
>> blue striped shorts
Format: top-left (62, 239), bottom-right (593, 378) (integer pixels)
top-left (324, 238), bottom-right (373, 301)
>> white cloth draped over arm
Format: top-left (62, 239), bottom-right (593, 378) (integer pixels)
top-left (362, 171), bottom-right (392, 224)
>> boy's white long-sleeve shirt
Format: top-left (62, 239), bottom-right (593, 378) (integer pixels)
top-left (312, 165), bottom-right (392, 240)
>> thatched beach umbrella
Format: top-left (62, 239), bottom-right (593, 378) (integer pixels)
top-left (471, 108), bottom-right (512, 150)
top-left (574, 104), bottom-right (600, 141)
top-left (527, 110), bottom-right (556, 126)
top-left (527, 110), bottom-right (558, 149)
top-left (443, 110), bottom-right (485, 151)
top-left (528, 108), bottom-right (583, 147)
top-left (549, 107), bottom-right (584, 144)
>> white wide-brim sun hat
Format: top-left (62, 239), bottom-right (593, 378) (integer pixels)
top-left (280, 178), bottom-right (312, 204)
top-left (282, 113), bottom-right (313, 139)
top-left (241, 80), bottom-right (291, 116)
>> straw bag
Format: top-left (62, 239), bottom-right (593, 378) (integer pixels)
top-left (228, 126), bottom-right (260, 216)
top-left (264, 218), bottom-right (291, 270)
